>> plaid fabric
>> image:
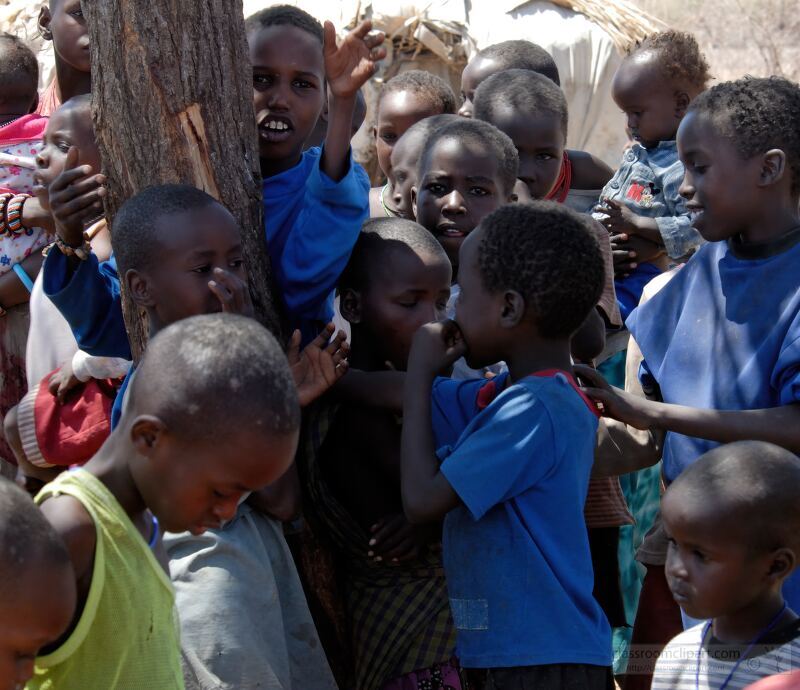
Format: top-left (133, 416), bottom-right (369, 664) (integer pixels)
top-left (299, 401), bottom-right (458, 690)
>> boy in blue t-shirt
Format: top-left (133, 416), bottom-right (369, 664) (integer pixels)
top-left (579, 77), bottom-right (800, 608)
top-left (401, 202), bottom-right (614, 689)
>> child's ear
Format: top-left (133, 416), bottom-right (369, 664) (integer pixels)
top-left (339, 287), bottom-right (363, 324)
top-left (130, 415), bottom-right (167, 457)
top-left (499, 290), bottom-right (525, 328)
top-left (411, 186), bottom-right (418, 218)
top-left (760, 149), bottom-right (787, 188)
top-left (38, 6), bottom-right (53, 40)
top-left (766, 547), bottom-right (795, 582)
top-left (126, 269), bottom-right (156, 309)
top-left (675, 91), bottom-right (691, 118)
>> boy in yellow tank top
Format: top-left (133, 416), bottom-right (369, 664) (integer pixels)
top-left (29, 314), bottom-right (302, 690)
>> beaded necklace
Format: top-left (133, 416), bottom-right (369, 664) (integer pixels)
top-left (695, 603), bottom-right (787, 690)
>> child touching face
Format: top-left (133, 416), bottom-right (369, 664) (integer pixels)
top-left (412, 119), bottom-right (518, 280)
top-left (369, 70), bottom-right (457, 218)
top-left (30, 314), bottom-right (300, 689)
top-left (37, 0), bottom-right (91, 115)
top-left (401, 203), bottom-right (612, 689)
top-left (653, 442), bottom-right (800, 689)
top-left (387, 113), bottom-right (459, 220)
top-left (0, 478), bottom-right (75, 690)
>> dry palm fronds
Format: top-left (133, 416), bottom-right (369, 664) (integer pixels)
top-left (548, 0), bottom-right (666, 52)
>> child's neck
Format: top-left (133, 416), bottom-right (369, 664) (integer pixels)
top-left (505, 335), bottom-right (573, 383)
top-left (737, 203), bottom-right (799, 246)
top-left (260, 152), bottom-right (303, 179)
top-left (712, 592), bottom-right (796, 645)
top-left (83, 432), bottom-right (148, 524)
top-left (54, 59), bottom-right (91, 104)
top-left (349, 335), bottom-right (397, 373)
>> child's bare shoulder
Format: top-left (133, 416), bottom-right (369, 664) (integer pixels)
top-left (567, 149), bottom-right (613, 190)
top-left (39, 493), bottom-right (96, 579)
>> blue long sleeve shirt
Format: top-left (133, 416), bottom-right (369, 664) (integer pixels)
top-left (43, 146), bottom-right (369, 428)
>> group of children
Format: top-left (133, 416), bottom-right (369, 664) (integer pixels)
top-left (1, 3), bottom-right (800, 690)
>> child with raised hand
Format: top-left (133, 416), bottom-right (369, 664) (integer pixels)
top-left (401, 202), bottom-right (613, 689)
top-left (301, 218), bottom-right (463, 690)
top-left (593, 30), bottom-right (709, 319)
top-left (369, 70), bottom-right (458, 218)
top-left (28, 313), bottom-right (300, 690)
top-left (36, 0), bottom-right (91, 116)
top-left (4, 95), bottom-right (126, 493)
top-left (459, 39), bottom-right (614, 205)
top-left (0, 477), bottom-right (75, 690)
top-left (247, 5), bottom-right (384, 341)
top-left (652, 442), bottom-right (800, 689)
top-left (578, 76), bottom-right (800, 609)
top-left (387, 113), bottom-right (459, 221)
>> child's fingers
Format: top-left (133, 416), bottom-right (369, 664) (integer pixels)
top-left (286, 329), bottom-right (302, 364)
top-left (310, 323), bottom-right (336, 350)
top-left (573, 363), bottom-right (609, 390)
top-left (322, 20), bottom-right (338, 57)
top-left (52, 188), bottom-right (106, 219)
top-left (349, 19), bottom-right (373, 41)
top-left (49, 167), bottom-right (101, 194)
top-left (323, 328), bottom-right (347, 354)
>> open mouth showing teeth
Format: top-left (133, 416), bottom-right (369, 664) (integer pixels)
top-left (264, 121), bottom-right (290, 131)
top-left (439, 227), bottom-right (466, 238)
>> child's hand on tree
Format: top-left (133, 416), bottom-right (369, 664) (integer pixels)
top-left (574, 364), bottom-right (657, 430)
top-left (208, 267), bottom-right (255, 318)
top-left (48, 146), bottom-right (106, 247)
top-left (408, 320), bottom-right (467, 378)
top-left (288, 323), bottom-right (349, 407)
top-left (323, 19), bottom-right (386, 99)
top-left (367, 513), bottom-right (438, 564)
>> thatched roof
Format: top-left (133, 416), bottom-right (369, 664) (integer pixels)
top-left (547, 0), bottom-right (666, 52)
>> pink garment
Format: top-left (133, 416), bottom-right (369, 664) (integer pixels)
top-left (0, 114), bottom-right (48, 275)
top-left (381, 661), bottom-right (465, 690)
top-left (35, 79), bottom-right (61, 117)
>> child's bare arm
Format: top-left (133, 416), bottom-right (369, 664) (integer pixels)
top-left (0, 252), bottom-right (44, 309)
top-left (401, 321), bottom-right (464, 524)
top-left (332, 368), bottom-right (405, 412)
top-left (321, 20), bottom-right (385, 182)
top-left (576, 364), bottom-right (800, 453)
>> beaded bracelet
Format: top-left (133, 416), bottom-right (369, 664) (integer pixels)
top-left (5, 195), bottom-right (28, 235)
top-left (0, 193), bottom-right (12, 236)
top-left (54, 233), bottom-right (92, 261)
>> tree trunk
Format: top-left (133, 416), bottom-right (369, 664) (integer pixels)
top-left (83, 0), bottom-right (283, 359)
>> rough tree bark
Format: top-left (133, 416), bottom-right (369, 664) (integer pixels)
top-left (83, 0), bottom-right (283, 358)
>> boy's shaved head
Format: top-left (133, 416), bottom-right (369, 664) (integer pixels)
top-left (129, 313), bottom-right (299, 440)
top-left (245, 4), bottom-right (323, 44)
top-left (379, 70), bottom-right (457, 115)
top-left (112, 184), bottom-right (223, 276)
top-left (420, 119), bottom-right (519, 195)
top-left (0, 478), bottom-right (70, 580)
top-left (341, 217), bottom-right (448, 291)
top-left (474, 69), bottom-right (568, 138)
top-left (476, 40), bottom-right (560, 86)
top-left (666, 441), bottom-right (800, 553)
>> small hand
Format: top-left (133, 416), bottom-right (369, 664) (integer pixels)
top-left (610, 233), bottom-right (666, 277)
top-left (48, 360), bottom-right (84, 404)
top-left (288, 323), bottom-right (349, 407)
top-left (323, 19), bottom-right (386, 99)
top-left (594, 198), bottom-right (641, 236)
top-left (407, 319), bottom-right (467, 376)
top-left (208, 267), bottom-right (254, 318)
top-left (574, 364), bottom-right (655, 430)
top-left (367, 514), bottom-right (424, 564)
top-left (48, 147), bottom-right (107, 247)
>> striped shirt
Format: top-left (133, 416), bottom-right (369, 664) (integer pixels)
top-left (652, 620), bottom-right (800, 689)
top-left (597, 140), bottom-right (702, 260)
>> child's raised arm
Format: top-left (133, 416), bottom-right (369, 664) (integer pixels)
top-left (321, 19), bottom-right (385, 182)
top-left (576, 364), bottom-right (800, 454)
